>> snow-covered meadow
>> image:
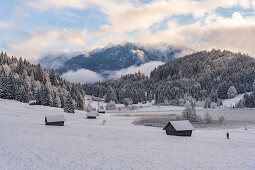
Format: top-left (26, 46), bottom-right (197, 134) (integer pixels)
top-left (1, 99), bottom-right (255, 169)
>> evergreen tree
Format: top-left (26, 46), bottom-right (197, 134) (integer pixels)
top-left (53, 91), bottom-right (61, 108)
top-left (105, 86), bottom-right (117, 103)
top-left (49, 68), bottom-right (57, 86)
top-left (34, 64), bottom-right (43, 82)
top-left (76, 92), bottom-right (85, 110)
top-left (6, 73), bottom-right (16, 99)
top-left (40, 84), bottom-right (53, 106)
top-left (64, 94), bottom-right (75, 113)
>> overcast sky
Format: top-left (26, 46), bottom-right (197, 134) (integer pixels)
top-left (1, 0), bottom-right (255, 60)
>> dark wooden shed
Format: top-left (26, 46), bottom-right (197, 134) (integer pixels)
top-left (29, 100), bottom-right (37, 105)
top-left (98, 109), bottom-right (105, 114)
top-left (45, 115), bottom-right (65, 126)
top-left (86, 112), bottom-right (97, 119)
top-left (163, 120), bottom-right (195, 136)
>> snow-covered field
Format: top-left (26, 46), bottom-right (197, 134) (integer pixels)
top-left (1, 99), bottom-right (255, 170)
top-left (222, 93), bottom-right (246, 108)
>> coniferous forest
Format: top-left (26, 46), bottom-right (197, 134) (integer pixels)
top-left (0, 52), bottom-right (85, 113)
top-left (1, 49), bottom-right (255, 110)
top-left (84, 49), bottom-right (255, 107)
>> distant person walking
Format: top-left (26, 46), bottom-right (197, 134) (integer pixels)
top-left (226, 132), bottom-right (230, 139)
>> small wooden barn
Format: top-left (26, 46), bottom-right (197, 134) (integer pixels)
top-left (86, 112), bottom-right (97, 119)
top-left (98, 109), bottom-right (105, 114)
top-left (163, 120), bottom-right (195, 136)
top-left (45, 115), bottom-right (65, 126)
top-left (29, 100), bottom-right (37, 105)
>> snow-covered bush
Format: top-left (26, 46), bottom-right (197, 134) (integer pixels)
top-left (105, 101), bottom-right (116, 110)
top-left (85, 101), bottom-right (96, 112)
top-left (123, 98), bottom-right (133, 106)
top-left (182, 97), bottom-right (199, 122)
top-left (204, 111), bottom-right (212, 123)
top-left (129, 105), bottom-right (138, 110)
top-left (102, 119), bottom-right (106, 125)
top-left (219, 116), bottom-right (225, 123)
top-left (210, 102), bottom-right (217, 109)
top-left (227, 86), bottom-right (237, 98)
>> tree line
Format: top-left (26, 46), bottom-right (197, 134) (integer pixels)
top-left (84, 49), bottom-right (255, 108)
top-left (0, 52), bottom-right (85, 113)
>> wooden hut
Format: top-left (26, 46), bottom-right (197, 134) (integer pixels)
top-left (45, 115), bottom-right (65, 126)
top-left (98, 109), bottom-right (105, 114)
top-left (86, 112), bottom-right (97, 119)
top-left (29, 100), bottom-right (37, 105)
top-left (163, 120), bottom-right (195, 136)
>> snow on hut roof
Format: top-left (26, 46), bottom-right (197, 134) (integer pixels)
top-left (86, 112), bottom-right (97, 117)
top-left (163, 120), bottom-right (195, 131)
top-left (45, 115), bottom-right (65, 122)
top-left (29, 100), bottom-right (37, 104)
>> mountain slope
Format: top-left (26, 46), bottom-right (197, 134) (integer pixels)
top-left (39, 51), bottom-right (82, 70)
top-left (56, 43), bottom-right (192, 74)
top-left (84, 50), bottom-right (255, 106)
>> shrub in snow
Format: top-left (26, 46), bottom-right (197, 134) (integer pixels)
top-left (105, 101), bottom-right (116, 110)
top-left (219, 116), bottom-right (225, 123)
top-left (204, 111), bottom-right (212, 123)
top-left (123, 98), bottom-right (133, 106)
top-left (102, 119), bottom-right (106, 125)
top-left (210, 102), bottom-right (217, 109)
top-left (227, 86), bottom-right (237, 98)
top-left (129, 105), bottom-right (138, 110)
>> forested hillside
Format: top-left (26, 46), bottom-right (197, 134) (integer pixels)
top-left (1, 50), bottom-right (255, 109)
top-left (85, 50), bottom-right (255, 107)
top-left (0, 52), bottom-right (85, 112)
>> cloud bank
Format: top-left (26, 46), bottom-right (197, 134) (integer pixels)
top-left (61, 69), bottom-right (103, 84)
top-left (61, 61), bottom-right (165, 83)
top-left (2, 0), bottom-right (255, 59)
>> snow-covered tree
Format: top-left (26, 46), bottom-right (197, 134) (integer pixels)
top-left (123, 98), bottom-right (133, 106)
top-left (204, 110), bottom-right (212, 123)
top-left (64, 94), bottom-right (75, 113)
top-left (76, 92), bottom-right (85, 110)
top-left (182, 97), bottom-right (199, 122)
top-left (40, 84), bottom-right (53, 106)
top-left (219, 116), bottom-right (225, 123)
top-left (227, 86), bottom-right (237, 99)
top-left (253, 80), bottom-right (255, 93)
top-left (105, 86), bottom-right (117, 103)
top-left (53, 91), bottom-right (61, 108)
top-left (105, 101), bottom-right (116, 110)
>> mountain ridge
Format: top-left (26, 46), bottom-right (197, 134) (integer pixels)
top-left (52, 42), bottom-right (194, 75)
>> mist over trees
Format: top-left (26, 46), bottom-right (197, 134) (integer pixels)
top-left (0, 52), bottom-right (85, 111)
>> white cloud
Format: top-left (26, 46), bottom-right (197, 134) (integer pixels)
top-left (108, 61), bottom-right (165, 79)
top-left (0, 21), bottom-right (11, 30)
top-left (6, 29), bottom-right (87, 61)
top-left (133, 12), bottom-right (255, 56)
top-left (61, 69), bottom-right (104, 84)
top-left (61, 61), bottom-right (165, 83)
top-left (5, 0), bottom-right (255, 59)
